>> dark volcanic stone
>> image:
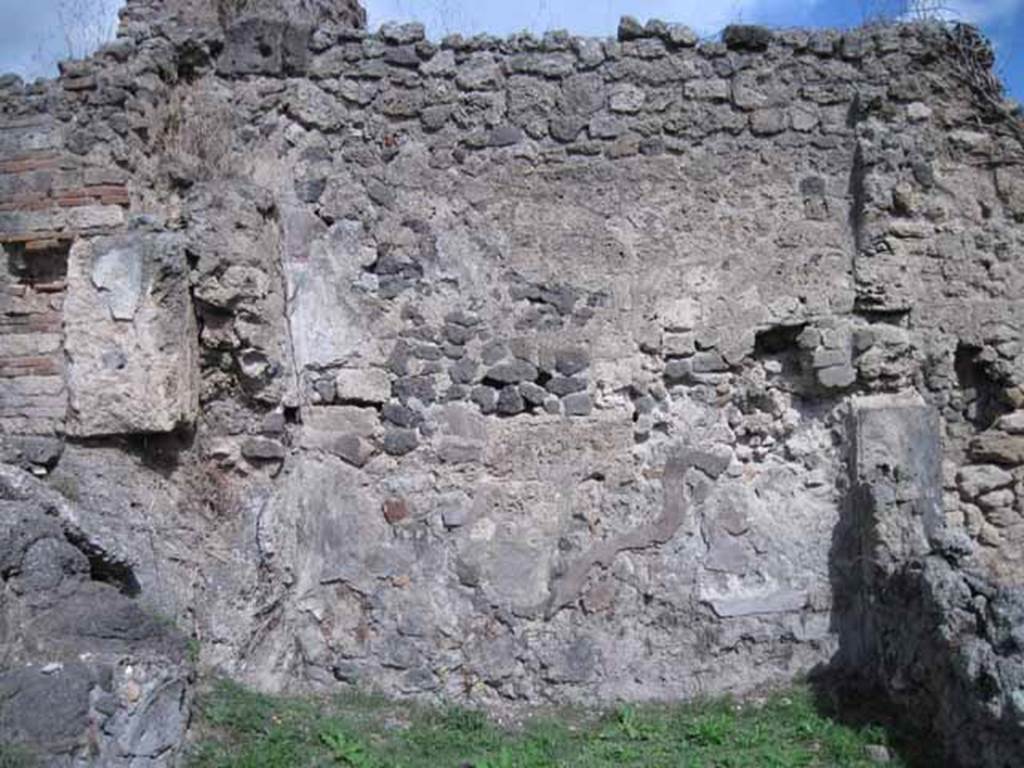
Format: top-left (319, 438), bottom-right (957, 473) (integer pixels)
top-left (489, 125), bottom-right (524, 147)
top-left (394, 375), bottom-right (436, 404)
top-left (546, 376), bottom-right (587, 397)
top-left (383, 402), bottom-right (422, 428)
top-left (618, 15), bottom-right (646, 41)
top-left (497, 386), bottom-right (525, 416)
top-left (471, 386), bottom-right (498, 414)
top-left (555, 347), bottom-right (590, 376)
top-left (723, 25), bottom-right (774, 51)
top-left (450, 357), bottom-right (479, 385)
top-left (486, 360), bottom-right (538, 384)
top-left (383, 428), bottom-right (419, 456)
top-left (562, 392), bottom-right (593, 416)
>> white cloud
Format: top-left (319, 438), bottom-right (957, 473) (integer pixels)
top-left (0, 0), bottom-right (122, 80)
top-left (902, 0), bottom-right (1023, 24)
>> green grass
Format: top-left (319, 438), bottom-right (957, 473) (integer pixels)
top-left (0, 745), bottom-right (37, 768)
top-left (188, 680), bottom-right (902, 768)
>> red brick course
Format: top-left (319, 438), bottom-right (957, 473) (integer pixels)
top-left (0, 155), bottom-right (61, 174)
top-left (0, 143), bottom-right (129, 242)
top-left (0, 122), bottom-right (127, 436)
top-left (0, 312), bottom-right (62, 330)
top-left (0, 231), bottom-right (63, 244)
top-left (0, 356), bottom-right (63, 378)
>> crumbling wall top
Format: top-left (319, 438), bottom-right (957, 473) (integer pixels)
top-left (121, 0), bottom-right (367, 29)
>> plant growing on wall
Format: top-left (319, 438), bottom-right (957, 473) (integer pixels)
top-left (861, 0), bottom-right (975, 22)
top-left (389, 0), bottom-right (472, 34)
top-left (216, 0), bottom-right (251, 25)
top-left (55, 0), bottom-right (122, 60)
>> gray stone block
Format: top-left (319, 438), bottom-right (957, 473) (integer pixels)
top-left (562, 392), bottom-right (593, 416)
top-left (486, 360), bottom-right (538, 384)
top-left (241, 437), bottom-right (286, 461)
top-left (497, 386), bottom-right (525, 416)
top-left (383, 428), bottom-right (419, 456)
top-left (471, 386), bottom-right (498, 414)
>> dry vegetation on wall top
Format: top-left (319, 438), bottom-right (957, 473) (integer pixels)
top-left (217, 0), bottom-right (252, 20)
top-left (1, 1), bottom-right (1024, 767)
top-left (151, 82), bottom-right (240, 180)
top-left (52, 0), bottom-right (123, 60)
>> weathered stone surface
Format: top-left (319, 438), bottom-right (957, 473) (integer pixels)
top-left (562, 392), bottom-right (592, 416)
top-left (199, 0), bottom-right (367, 27)
top-left (546, 376), bottom-right (586, 396)
top-left (241, 436), bottom-right (286, 461)
top-left (996, 411), bottom-right (1024, 434)
top-left (380, 22), bottom-right (425, 44)
top-left (488, 125), bottom-right (524, 147)
top-left (0, 435), bottom-right (63, 470)
top-left (486, 360), bottom-right (538, 384)
top-left (327, 432), bottom-right (375, 467)
top-left (723, 25), bottom-right (775, 51)
top-left (844, 395), bottom-right (1024, 768)
top-left (817, 364), bottom-right (856, 389)
top-left (303, 405), bottom-right (378, 437)
top-left (709, 590), bottom-right (806, 618)
top-left (218, 17), bottom-right (312, 76)
top-left (471, 385), bottom-right (498, 414)
top-left (609, 84), bottom-right (645, 113)
top-left (3, 6), bottom-right (1024, 764)
top-left (383, 428), bottom-right (419, 456)
top-left (0, 465), bottom-right (192, 767)
top-left (617, 16), bottom-right (645, 41)
top-left (958, 465), bottom-right (1014, 498)
top-left (496, 385), bottom-right (525, 415)
top-left (335, 368), bottom-right (391, 404)
top-left (970, 432), bottom-right (1024, 465)
top-left (64, 232), bottom-right (199, 437)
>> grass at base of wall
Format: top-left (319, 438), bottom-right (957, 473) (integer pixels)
top-left (0, 744), bottom-right (37, 768)
top-left (188, 679), bottom-right (903, 768)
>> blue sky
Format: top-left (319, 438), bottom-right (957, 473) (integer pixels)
top-left (1, 0), bottom-right (1021, 98)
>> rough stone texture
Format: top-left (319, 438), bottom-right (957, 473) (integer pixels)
top-left (838, 394), bottom-right (1024, 767)
top-left (1, 4), bottom-right (1024, 766)
top-left (64, 230), bottom-right (199, 436)
top-left (1, 240), bottom-right (69, 444)
top-left (0, 464), bottom-right (192, 766)
top-left (140, 0), bottom-right (366, 32)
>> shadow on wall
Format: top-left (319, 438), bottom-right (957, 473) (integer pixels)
top-left (812, 394), bottom-right (1024, 768)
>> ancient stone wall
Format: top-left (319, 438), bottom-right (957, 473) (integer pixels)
top-left (841, 394), bottom-right (1024, 766)
top-left (0, 115), bottom-right (128, 454)
top-left (1, 1), bottom-right (1023, 764)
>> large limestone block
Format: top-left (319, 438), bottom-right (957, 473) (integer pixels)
top-left (64, 232), bottom-right (199, 436)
